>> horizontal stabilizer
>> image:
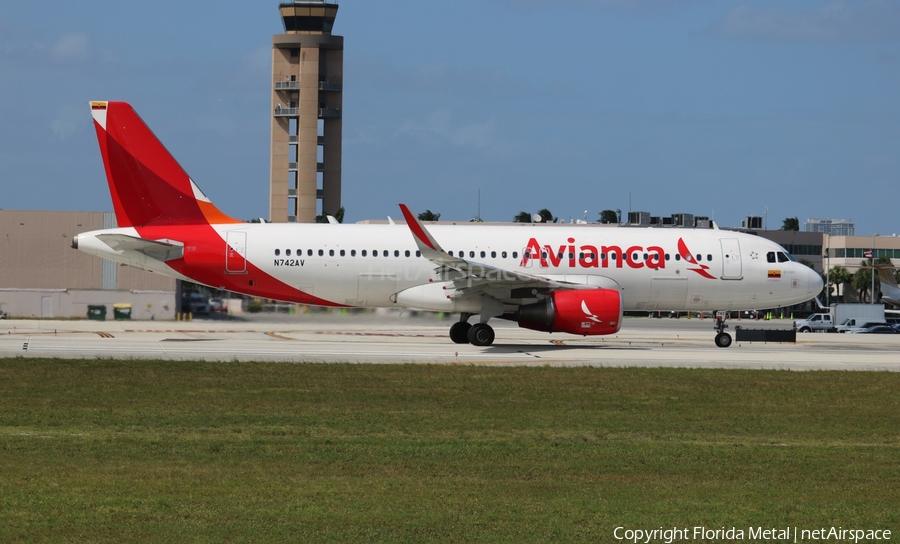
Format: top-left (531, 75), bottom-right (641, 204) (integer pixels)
top-left (97, 233), bottom-right (184, 262)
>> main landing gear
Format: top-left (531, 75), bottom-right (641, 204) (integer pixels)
top-left (449, 314), bottom-right (495, 347)
top-left (714, 311), bottom-right (732, 348)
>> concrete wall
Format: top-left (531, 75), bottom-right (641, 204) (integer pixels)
top-left (1, 210), bottom-right (177, 319)
top-left (0, 289), bottom-right (175, 320)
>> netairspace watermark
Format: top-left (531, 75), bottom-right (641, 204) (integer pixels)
top-left (613, 526), bottom-right (891, 543)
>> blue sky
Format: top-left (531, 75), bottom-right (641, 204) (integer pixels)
top-left (1, 0), bottom-right (898, 234)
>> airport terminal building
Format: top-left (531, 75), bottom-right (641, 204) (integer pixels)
top-left (0, 210), bottom-right (176, 319)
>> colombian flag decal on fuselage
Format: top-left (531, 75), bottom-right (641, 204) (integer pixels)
top-left (768, 270), bottom-right (782, 279)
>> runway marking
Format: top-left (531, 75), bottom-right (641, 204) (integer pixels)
top-left (265, 331), bottom-right (296, 341)
top-left (314, 331), bottom-right (446, 339)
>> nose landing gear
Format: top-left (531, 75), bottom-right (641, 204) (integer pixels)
top-left (714, 311), bottom-right (732, 348)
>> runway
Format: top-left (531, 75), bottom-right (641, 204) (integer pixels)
top-left (1, 314), bottom-right (898, 370)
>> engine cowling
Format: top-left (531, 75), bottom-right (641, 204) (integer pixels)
top-left (517, 289), bottom-right (623, 336)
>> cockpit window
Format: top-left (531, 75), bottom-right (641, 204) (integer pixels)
top-left (776, 251), bottom-right (793, 263)
top-left (767, 252), bottom-right (776, 263)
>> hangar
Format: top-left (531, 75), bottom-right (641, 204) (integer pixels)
top-left (0, 210), bottom-right (176, 319)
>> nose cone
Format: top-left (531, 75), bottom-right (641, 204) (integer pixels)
top-left (808, 266), bottom-right (824, 295)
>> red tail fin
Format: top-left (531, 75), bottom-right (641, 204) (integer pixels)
top-left (90, 101), bottom-right (240, 227)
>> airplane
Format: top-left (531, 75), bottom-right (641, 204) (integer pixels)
top-left (875, 265), bottom-right (900, 308)
top-left (73, 101), bottom-right (823, 348)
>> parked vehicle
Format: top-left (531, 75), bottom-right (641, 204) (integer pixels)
top-left (851, 325), bottom-right (897, 334)
top-left (209, 298), bottom-right (227, 313)
top-left (793, 313), bottom-right (833, 333)
top-left (182, 293), bottom-right (211, 315)
top-left (833, 304), bottom-right (886, 332)
top-left (846, 322), bottom-right (891, 334)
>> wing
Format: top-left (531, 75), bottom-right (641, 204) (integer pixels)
top-left (398, 204), bottom-right (598, 298)
top-left (96, 233), bottom-right (185, 262)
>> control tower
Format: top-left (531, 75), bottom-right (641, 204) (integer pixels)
top-left (270, 1), bottom-right (343, 223)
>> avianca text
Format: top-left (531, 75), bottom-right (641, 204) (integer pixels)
top-left (521, 238), bottom-right (665, 270)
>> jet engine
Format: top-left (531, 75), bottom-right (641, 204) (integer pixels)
top-left (517, 289), bottom-right (622, 336)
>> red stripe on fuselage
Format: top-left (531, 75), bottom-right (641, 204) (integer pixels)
top-left (135, 224), bottom-right (345, 307)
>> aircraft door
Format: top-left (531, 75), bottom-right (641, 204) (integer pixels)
top-left (225, 231), bottom-right (248, 274)
top-left (720, 238), bottom-right (742, 280)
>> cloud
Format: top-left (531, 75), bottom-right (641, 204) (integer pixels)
top-left (712, 1), bottom-right (900, 43)
top-left (50, 32), bottom-right (91, 61)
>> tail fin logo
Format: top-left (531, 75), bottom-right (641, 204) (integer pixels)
top-left (677, 238), bottom-right (716, 280)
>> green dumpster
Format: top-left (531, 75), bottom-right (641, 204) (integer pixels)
top-left (87, 305), bottom-right (107, 321)
top-left (113, 303), bottom-right (132, 320)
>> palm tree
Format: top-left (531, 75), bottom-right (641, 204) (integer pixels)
top-left (852, 257), bottom-right (893, 302)
top-left (781, 217), bottom-right (799, 231)
top-left (598, 209), bottom-right (619, 224)
top-left (513, 211), bottom-right (533, 223)
top-left (417, 210), bottom-right (440, 221)
top-left (828, 265), bottom-right (851, 303)
top-left (536, 209), bottom-right (558, 223)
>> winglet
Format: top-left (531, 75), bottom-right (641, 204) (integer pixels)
top-left (399, 204), bottom-right (441, 253)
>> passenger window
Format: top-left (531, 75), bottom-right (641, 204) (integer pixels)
top-left (512, 251), bottom-right (518, 259)
top-left (372, 250), bottom-right (378, 257)
top-left (502, 251), bottom-right (507, 258)
top-left (318, 249), bottom-right (324, 257)
top-left (307, 249), bottom-right (313, 257)
top-left (351, 250), bottom-right (356, 257)
top-left (469, 251), bottom-right (475, 258)
top-left (329, 249), bottom-right (334, 257)
top-left (707, 254), bottom-right (712, 261)
top-left (405, 250), bottom-right (410, 257)
top-left (275, 249), bottom-right (281, 256)
top-left (383, 250), bottom-right (388, 257)
top-left (675, 254), bottom-right (681, 261)
top-left (643, 253), bottom-right (648, 260)
top-left (449, 251), bottom-right (454, 257)
top-left (286, 249), bottom-right (291, 256)
top-left (416, 251), bottom-right (421, 257)
top-left (696, 254), bottom-right (701, 262)
top-left (491, 251), bottom-right (496, 258)
top-left (665, 254), bottom-right (670, 260)
top-left (480, 251), bottom-right (486, 258)
top-left (340, 250), bottom-right (345, 257)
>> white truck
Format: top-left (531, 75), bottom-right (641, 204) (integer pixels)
top-left (793, 313), bottom-right (834, 333)
top-left (793, 304), bottom-right (886, 333)
top-left (833, 304), bottom-right (886, 333)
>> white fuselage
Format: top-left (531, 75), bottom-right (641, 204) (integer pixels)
top-left (76, 222), bottom-right (822, 313)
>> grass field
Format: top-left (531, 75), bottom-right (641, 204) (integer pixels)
top-left (1, 359), bottom-right (898, 542)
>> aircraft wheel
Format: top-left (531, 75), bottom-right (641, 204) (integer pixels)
top-left (449, 322), bottom-right (471, 344)
top-left (468, 323), bottom-right (495, 347)
top-left (715, 332), bottom-right (733, 348)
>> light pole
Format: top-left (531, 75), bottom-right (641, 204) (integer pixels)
top-left (764, 205), bottom-right (769, 230)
